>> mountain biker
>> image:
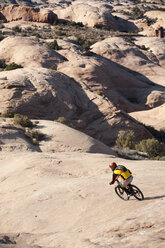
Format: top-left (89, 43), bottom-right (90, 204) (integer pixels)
top-left (109, 162), bottom-right (133, 194)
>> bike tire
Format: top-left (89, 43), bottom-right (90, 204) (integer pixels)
top-left (130, 185), bottom-right (144, 201)
top-left (115, 185), bottom-right (129, 201)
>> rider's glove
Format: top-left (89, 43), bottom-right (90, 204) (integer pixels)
top-left (109, 182), bottom-right (113, 185)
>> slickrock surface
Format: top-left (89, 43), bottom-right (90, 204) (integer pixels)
top-left (0, 67), bottom-right (152, 145)
top-left (130, 103), bottom-right (165, 131)
top-left (0, 1), bottom-right (165, 247)
top-left (0, 121), bottom-right (164, 248)
top-left (55, 3), bottom-right (116, 29)
top-left (0, 36), bottom-right (65, 68)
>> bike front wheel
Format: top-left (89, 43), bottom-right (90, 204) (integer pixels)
top-left (115, 185), bottom-right (129, 201)
top-left (130, 185), bottom-right (144, 200)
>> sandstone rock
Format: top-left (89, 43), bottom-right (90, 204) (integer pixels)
top-left (145, 10), bottom-right (165, 30)
top-left (0, 68), bottom-right (88, 120)
top-left (90, 37), bottom-right (165, 109)
top-left (91, 37), bottom-right (156, 70)
top-left (0, 36), bottom-right (65, 69)
top-left (55, 3), bottom-right (119, 30)
top-left (0, 1), bottom-right (165, 248)
top-left (135, 10), bottom-right (165, 37)
top-left (134, 37), bottom-right (165, 66)
top-left (57, 39), bottom-right (165, 111)
top-left (0, 118), bottom-right (40, 152)
top-left (1, 4), bottom-right (58, 24)
top-left (0, 118), bottom-right (115, 155)
top-left (130, 103), bottom-right (165, 131)
top-left (0, 68), bottom-right (152, 145)
top-left (34, 120), bottom-right (116, 154)
top-left (0, 149), bottom-right (164, 248)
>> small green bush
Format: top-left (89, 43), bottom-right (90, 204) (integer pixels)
top-left (0, 24), bottom-right (5, 29)
top-left (13, 114), bottom-right (34, 128)
top-left (1, 110), bottom-right (14, 118)
top-left (12, 25), bottom-right (22, 33)
top-left (55, 116), bottom-right (70, 126)
top-left (5, 62), bottom-right (23, 71)
top-left (135, 138), bottom-right (165, 159)
top-left (139, 45), bottom-right (149, 50)
top-left (71, 21), bottom-right (84, 27)
top-left (48, 39), bottom-right (61, 50)
top-left (25, 128), bottom-right (46, 144)
top-left (35, 33), bottom-right (42, 38)
top-left (115, 131), bottom-right (135, 149)
top-left (145, 17), bottom-right (157, 26)
top-left (131, 7), bottom-right (144, 19)
top-left (53, 20), bottom-right (59, 26)
top-left (76, 36), bottom-right (94, 51)
top-left (96, 91), bottom-right (103, 96)
top-left (26, 26), bottom-right (33, 32)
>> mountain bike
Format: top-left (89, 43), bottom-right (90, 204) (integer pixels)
top-left (114, 179), bottom-right (144, 201)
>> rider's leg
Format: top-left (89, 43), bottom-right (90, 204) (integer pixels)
top-left (120, 176), bottom-right (133, 194)
top-left (121, 176), bottom-right (133, 188)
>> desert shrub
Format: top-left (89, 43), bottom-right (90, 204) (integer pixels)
top-left (135, 138), bottom-right (165, 159)
top-left (48, 39), bottom-right (61, 50)
top-left (96, 91), bottom-right (103, 96)
top-left (145, 16), bottom-right (157, 26)
top-left (53, 20), bottom-right (59, 26)
top-left (115, 131), bottom-right (135, 149)
top-left (26, 26), bottom-right (33, 32)
top-left (134, 0), bottom-right (141, 3)
top-left (35, 33), bottom-right (42, 38)
top-left (55, 31), bottom-right (66, 36)
top-left (13, 114), bottom-right (34, 128)
top-left (50, 65), bottom-right (57, 70)
top-left (25, 128), bottom-right (46, 144)
top-left (154, 7), bottom-right (165, 11)
top-left (120, 10), bottom-right (131, 16)
top-left (0, 24), bottom-right (5, 29)
top-left (76, 36), bottom-right (94, 51)
top-left (12, 25), bottom-right (22, 33)
top-left (71, 21), bottom-right (84, 27)
top-left (0, 59), bottom-right (6, 69)
top-left (139, 45), bottom-right (149, 50)
top-left (1, 110), bottom-right (14, 118)
top-left (5, 62), bottom-right (23, 71)
top-left (131, 7), bottom-right (144, 19)
top-left (55, 116), bottom-right (70, 126)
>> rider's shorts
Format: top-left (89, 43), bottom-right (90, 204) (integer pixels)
top-left (120, 175), bottom-right (133, 188)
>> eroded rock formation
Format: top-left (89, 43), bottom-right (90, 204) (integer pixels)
top-left (55, 3), bottom-right (119, 30)
top-left (0, 4), bottom-right (57, 24)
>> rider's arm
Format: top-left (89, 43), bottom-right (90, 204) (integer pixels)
top-left (111, 173), bottom-right (118, 184)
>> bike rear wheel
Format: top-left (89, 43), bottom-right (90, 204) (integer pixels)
top-left (130, 185), bottom-right (144, 200)
top-left (115, 185), bottom-right (129, 201)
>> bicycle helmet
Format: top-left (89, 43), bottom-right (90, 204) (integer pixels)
top-left (109, 162), bottom-right (117, 170)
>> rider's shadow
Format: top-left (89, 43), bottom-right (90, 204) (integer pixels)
top-left (144, 195), bottom-right (165, 200)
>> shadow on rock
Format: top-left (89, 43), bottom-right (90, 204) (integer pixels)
top-left (144, 195), bottom-right (165, 200)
